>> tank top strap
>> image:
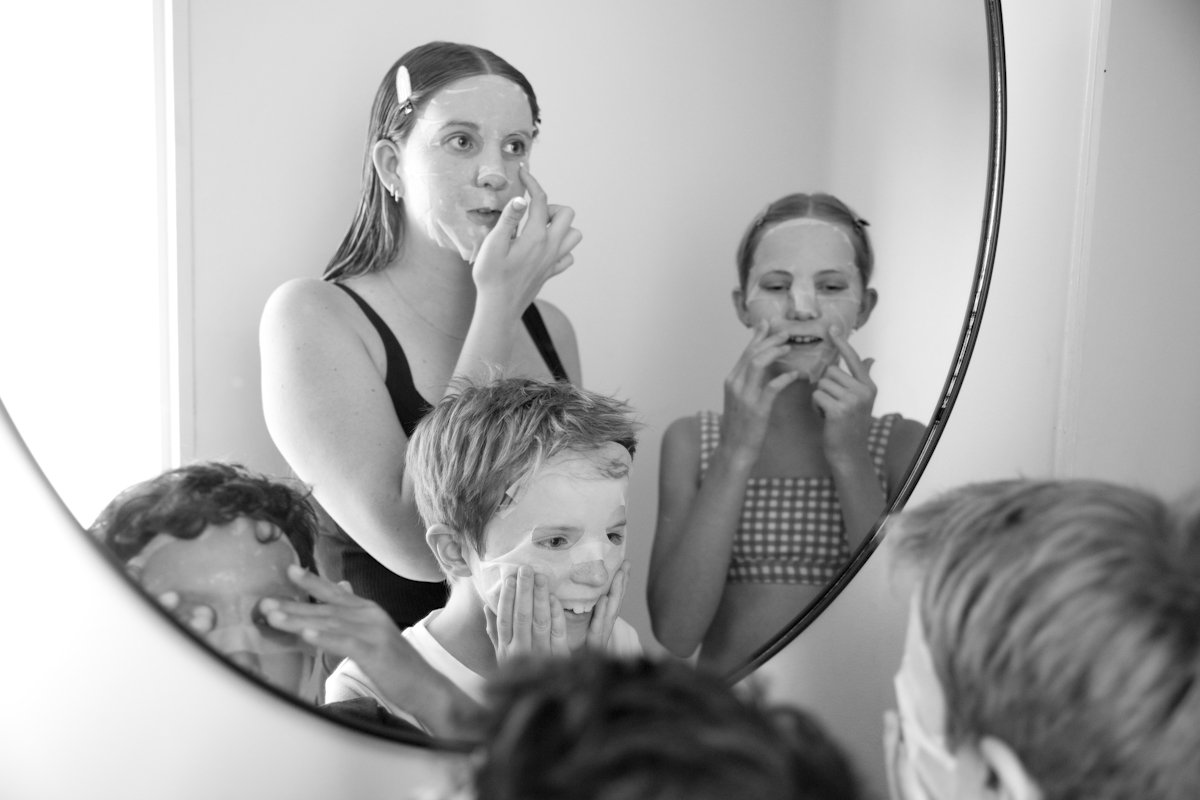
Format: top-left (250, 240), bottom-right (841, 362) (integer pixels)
top-left (333, 282), bottom-right (428, 437)
top-left (521, 303), bottom-right (570, 382)
top-left (697, 410), bottom-right (721, 476)
top-left (866, 413), bottom-right (899, 492)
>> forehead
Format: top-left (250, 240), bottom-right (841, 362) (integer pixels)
top-left (486, 445), bottom-right (630, 534)
top-left (751, 219), bottom-right (858, 275)
top-left (136, 517), bottom-right (301, 599)
top-left (416, 74), bottom-right (533, 129)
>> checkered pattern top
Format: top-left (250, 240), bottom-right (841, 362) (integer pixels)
top-left (698, 411), bottom-right (897, 585)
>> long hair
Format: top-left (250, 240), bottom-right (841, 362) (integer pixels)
top-left (323, 42), bottom-right (540, 281)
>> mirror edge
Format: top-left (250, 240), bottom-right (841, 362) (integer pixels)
top-left (727, 0), bottom-right (1008, 685)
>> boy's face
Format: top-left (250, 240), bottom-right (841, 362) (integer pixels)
top-left (469, 444), bottom-right (630, 650)
top-left (132, 517), bottom-right (313, 695)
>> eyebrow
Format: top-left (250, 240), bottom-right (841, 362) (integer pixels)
top-left (435, 120), bottom-right (536, 138)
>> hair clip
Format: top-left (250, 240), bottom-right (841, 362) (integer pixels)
top-left (396, 65), bottom-right (414, 117)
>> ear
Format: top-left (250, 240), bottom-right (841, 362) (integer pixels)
top-left (974, 736), bottom-right (1043, 800)
top-left (855, 287), bottom-right (879, 330)
top-left (426, 523), bottom-right (473, 580)
top-left (731, 287), bottom-right (752, 327)
top-left (370, 138), bottom-right (404, 199)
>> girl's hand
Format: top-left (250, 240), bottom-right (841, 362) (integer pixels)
top-left (812, 325), bottom-right (877, 467)
top-left (586, 560), bottom-right (630, 651)
top-left (722, 320), bottom-right (803, 458)
top-left (471, 165), bottom-right (582, 316)
top-left (484, 565), bottom-right (570, 663)
top-left (155, 591), bottom-right (216, 636)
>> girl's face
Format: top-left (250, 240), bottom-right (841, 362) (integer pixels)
top-left (736, 219), bottom-right (874, 380)
top-left (398, 74), bottom-right (535, 262)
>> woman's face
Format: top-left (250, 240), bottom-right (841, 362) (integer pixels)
top-left (398, 74), bottom-right (535, 262)
top-left (736, 219), bottom-right (873, 381)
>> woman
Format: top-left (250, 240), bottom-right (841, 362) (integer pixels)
top-left (260, 41), bottom-right (582, 628)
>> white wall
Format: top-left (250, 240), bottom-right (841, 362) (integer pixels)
top-left (7, 1), bottom-right (1199, 798)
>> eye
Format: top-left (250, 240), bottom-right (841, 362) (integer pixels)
top-left (537, 535), bottom-right (571, 550)
top-left (607, 529), bottom-right (626, 545)
top-left (445, 133), bottom-right (475, 152)
top-left (762, 281), bottom-right (790, 293)
top-left (503, 138), bottom-right (528, 157)
top-left (818, 280), bottom-right (849, 293)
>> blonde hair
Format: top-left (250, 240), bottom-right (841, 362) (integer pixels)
top-left (891, 480), bottom-right (1200, 800)
top-left (406, 378), bottom-right (639, 555)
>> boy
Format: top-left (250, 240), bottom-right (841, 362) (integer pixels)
top-left (884, 480), bottom-right (1200, 800)
top-left (92, 461), bottom-right (478, 738)
top-left (326, 378), bottom-right (643, 727)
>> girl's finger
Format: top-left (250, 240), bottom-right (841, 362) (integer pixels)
top-left (828, 326), bottom-right (869, 380)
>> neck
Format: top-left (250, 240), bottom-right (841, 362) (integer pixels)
top-left (426, 584), bottom-right (498, 679)
top-left (383, 232), bottom-right (477, 335)
top-left (769, 376), bottom-right (824, 431)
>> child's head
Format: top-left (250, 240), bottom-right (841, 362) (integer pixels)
top-left (733, 193), bottom-right (878, 381)
top-left (474, 653), bottom-right (862, 800)
top-left (90, 462), bottom-right (320, 694)
top-left (325, 41), bottom-right (540, 279)
top-left (887, 479), bottom-right (1200, 800)
top-left (407, 378), bottom-right (639, 650)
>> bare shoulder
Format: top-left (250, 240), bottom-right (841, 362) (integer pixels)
top-left (883, 414), bottom-right (928, 493)
top-left (261, 278), bottom-right (366, 346)
top-left (533, 298), bottom-right (581, 382)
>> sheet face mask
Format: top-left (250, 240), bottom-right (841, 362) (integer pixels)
top-left (131, 517), bottom-right (312, 693)
top-left (468, 445), bottom-right (630, 647)
top-left (743, 218), bottom-right (866, 382)
top-left (400, 74), bottom-right (535, 262)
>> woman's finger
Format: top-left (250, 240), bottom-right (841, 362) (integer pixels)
top-left (519, 164), bottom-right (549, 229)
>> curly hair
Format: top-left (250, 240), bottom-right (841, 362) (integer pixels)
top-left (474, 654), bottom-right (862, 800)
top-left (90, 461), bottom-right (318, 572)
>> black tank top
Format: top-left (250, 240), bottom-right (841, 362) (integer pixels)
top-left (312, 283), bottom-right (570, 628)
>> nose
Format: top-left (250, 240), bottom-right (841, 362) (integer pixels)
top-left (476, 149), bottom-right (510, 191)
top-left (787, 287), bottom-right (819, 320)
top-left (570, 559), bottom-right (610, 587)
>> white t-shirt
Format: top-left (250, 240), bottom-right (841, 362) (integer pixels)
top-left (325, 610), bottom-right (642, 732)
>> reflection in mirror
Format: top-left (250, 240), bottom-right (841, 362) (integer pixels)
top-left (0, 0), bottom-right (995, 760)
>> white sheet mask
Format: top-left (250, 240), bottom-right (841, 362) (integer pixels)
top-left (399, 75), bottom-right (534, 262)
top-left (133, 518), bottom-right (312, 693)
top-left (743, 218), bottom-right (866, 381)
top-left (467, 446), bottom-right (631, 647)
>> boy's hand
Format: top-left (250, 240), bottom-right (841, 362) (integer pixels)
top-left (586, 560), bottom-right (630, 651)
top-left (155, 591), bottom-right (216, 635)
top-left (812, 325), bottom-right (876, 468)
top-left (485, 565), bottom-right (569, 663)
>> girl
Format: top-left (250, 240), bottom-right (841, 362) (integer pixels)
top-left (260, 42), bottom-right (582, 629)
top-left (648, 193), bottom-right (924, 674)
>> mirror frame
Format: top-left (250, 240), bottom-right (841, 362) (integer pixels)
top-left (728, 0), bottom-right (1008, 684)
top-left (7, 0), bottom-right (1008, 749)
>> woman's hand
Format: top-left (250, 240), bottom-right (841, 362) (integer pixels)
top-left (813, 325), bottom-right (877, 468)
top-left (471, 165), bottom-right (582, 317)
top-left (484, 565), bottom-right (570, 663)
top-left (722, 320), bottom-right (803, 459)
top-left (586, 560), bottom-right (630, 651)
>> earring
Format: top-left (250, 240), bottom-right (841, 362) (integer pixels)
top-left (390, 185), bottom-right (401, 203)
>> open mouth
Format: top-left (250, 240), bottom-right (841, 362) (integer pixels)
top-left (786, 335), bottom-right (823, 346)
top-left (468, 208), bottom-right (501, 226)
top-left (561, 600), bottom-right (597, 620)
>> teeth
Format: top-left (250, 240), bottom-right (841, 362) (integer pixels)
top-left (564, 602), bottom-right (595, 615)
top-left (788, 335), bottom-right (821, 344)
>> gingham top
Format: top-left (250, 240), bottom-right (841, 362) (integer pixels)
top-left (698, 411), bottom-right (897, 585)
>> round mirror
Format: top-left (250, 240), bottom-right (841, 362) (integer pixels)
top-left (0, 0), bottom-right (1004, 768)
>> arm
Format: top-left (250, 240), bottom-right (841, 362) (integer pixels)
top-left (260, 279), bottom-right (442, 581)
top-left (451, 165), bottom-right (582, 387)
top-left (648, 324), bottom-right (800, 657)
top-left (262, 567), bottom-right (481, 740)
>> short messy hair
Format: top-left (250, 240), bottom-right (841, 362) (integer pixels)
top-left (406, 377), bottom-right (639, 555)
top-left (474, 653), bottom-right (862, 800)
top-left (90, 461), bottom-right (318, 573)
top-left (890, 479), bottom-right (1200, 800)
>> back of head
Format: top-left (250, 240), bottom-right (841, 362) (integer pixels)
top-left (892, 479), bottom-right (1200, 800)
top-left (474, 654), bottom-right (861, 800)
top-left (406, 377), bottom-right (639, 556)
top-left (90, 461), bottom-right (317, 572)
top-left (325, 41), bottom-right (540, 280)
top-left (735, 192), bottom-right (874, 292)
